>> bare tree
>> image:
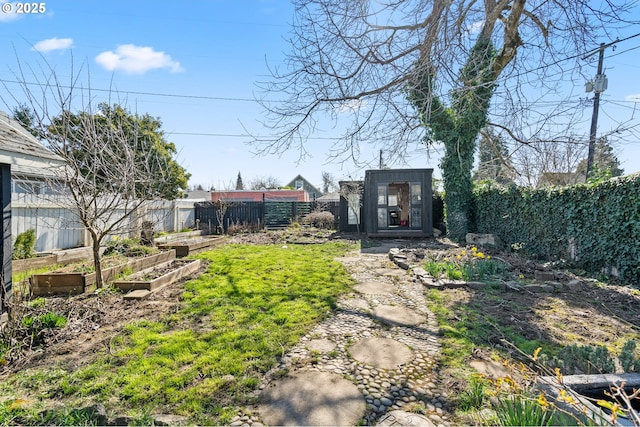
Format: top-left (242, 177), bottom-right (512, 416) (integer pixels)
top-left (255, 0), bottom-right (638, 238)
top-left (2, 61), bottom-right (188, 288)
top-left (511, 137), bottom-right (587, 187)
top-left (249, 176), bottom-right (281, 190)
top-left (321, 171), bottom-right (337, 194)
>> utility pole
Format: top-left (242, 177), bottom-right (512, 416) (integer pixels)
top-left (585, 43), bottom-right (607, 180)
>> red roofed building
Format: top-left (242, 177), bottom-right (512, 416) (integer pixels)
top-left (211, 189), bottom-right (308, 202)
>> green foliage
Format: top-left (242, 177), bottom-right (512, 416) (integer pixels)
top-left (21, 312), bottom-right (68, 330)
top-left (550, 343), bottom-right (615, 375)
top-left (458, 375), bottom-right (487, 411)
top-left (619, 340), bottom-right (640, 372)
top-left (103, 237), bottom-right (155, 257)
top-left (474, 174), bottom-right (640, 283)
top-left (492, 396), bottom-right (554, 426)
top-left (545, 340), bottom-right (640, 374)
top-left (13, 229), bottom-right (36, 260)
top-left (575, 136), bottom-right (624, 180)
top-left (0, 401), bottom-right (107, 426)
top-left (424, 248), bottom-right (505, 281)
top-left (11, 103), bottom-right (41, 139)
top-left (38, 407), bottom-right (103, 426)
top-left (409, 36), bottom-right (497, 242)
top-left (48, 103), bottom-right (190, 200)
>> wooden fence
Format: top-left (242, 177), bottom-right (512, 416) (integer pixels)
top-left (195, 201), bottom-right (341, 232)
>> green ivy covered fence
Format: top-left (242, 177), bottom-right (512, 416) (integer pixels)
top-left (473, 173), bottom-right (640, 283)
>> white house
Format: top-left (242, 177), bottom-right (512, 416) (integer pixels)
top-left (0, 110), bottom-right (65, 192)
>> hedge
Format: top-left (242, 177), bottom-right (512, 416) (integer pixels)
top-left (473, 173), bottom-right (640, 284)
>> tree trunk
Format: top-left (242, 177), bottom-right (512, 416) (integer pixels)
top-left (89, 230), bottom-right (104, 289)
top-left (442, 138), bottom-right (476, 242)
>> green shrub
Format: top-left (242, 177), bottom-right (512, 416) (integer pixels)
top-left (13, 229), bottom-right (36, 260)
top-left (619, 340), bottom-right (640, 372)
top-left (553, 343), bottom-right (615, 375)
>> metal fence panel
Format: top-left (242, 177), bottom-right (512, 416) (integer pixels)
top-left (11, 194), bottom-right (196, 252)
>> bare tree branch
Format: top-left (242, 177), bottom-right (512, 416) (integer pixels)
top-left (254, 0), bottom-right (638, 167)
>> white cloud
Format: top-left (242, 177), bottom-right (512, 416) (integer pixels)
top-left (95, 44), bottom-right (184, 74)
top-left (625, 93), bottom-right (640, 102)
top-left (32, 37), bottom-right (73, 53)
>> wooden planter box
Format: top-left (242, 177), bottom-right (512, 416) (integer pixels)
top-left (13, 246), bottom-right (105, 275)
top-left (30, 250), bottom-right (176, 296)
top-left (13, 255), bottom-right (59, 274)
top-left (154, 230), bottom-right (209, 244)
top-left (113, 259), bottom-right (201, 292)
top-left (158, 236), bottom-right (225, 257)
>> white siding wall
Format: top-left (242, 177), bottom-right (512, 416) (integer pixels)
top-left (11, 194), bottom-right (196, 252)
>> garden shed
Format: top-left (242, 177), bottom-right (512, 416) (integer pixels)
top-left (339, 169), bottom-right (433, 237)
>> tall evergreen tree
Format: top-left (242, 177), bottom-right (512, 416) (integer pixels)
top-left (12, 104), bottom-right (41, 139)
top-left (236, 171), bottom-right (244, 190)
top-left (576, 137), bottom-right (624, 179)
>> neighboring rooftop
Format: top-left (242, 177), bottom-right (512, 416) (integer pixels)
top-left (0, 111), bottom-right (64, 178)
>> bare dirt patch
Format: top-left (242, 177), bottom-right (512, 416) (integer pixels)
top-left (1, 263), bottom-right (207, 376)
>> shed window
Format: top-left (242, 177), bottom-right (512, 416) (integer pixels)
top-left (347, 193), bottom-right (360, 225)
top-left (14, 180), bottom-right (42, 194)
top-left (377, 185), bottom-right (387, 205)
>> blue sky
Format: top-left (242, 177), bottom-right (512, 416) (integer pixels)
top-left (1, 0), bottom-right (639, 190)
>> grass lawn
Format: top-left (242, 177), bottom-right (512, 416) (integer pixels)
top-left (0, 241), bottom-right (356, 425)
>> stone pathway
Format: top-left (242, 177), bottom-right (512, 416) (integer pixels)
top-left (234, 249), bottom-right (449, 426)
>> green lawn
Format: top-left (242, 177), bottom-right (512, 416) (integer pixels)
top-left (0, 241), bottom-right (356, 425)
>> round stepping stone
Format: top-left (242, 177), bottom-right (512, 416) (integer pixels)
top-left (306, 338), bottom-right (337, 353)
top-left (340, 298), bottom-right (370, 311)
top-left (354, 282), bottom-right (393, 295)
top-left (372, 305), bottom-right (425, 326)
top-left (259, 371), bottom-right (365, 426)
top-left (349, 337), bottom-right (414, 369)
top-left (376, 410), bottom-right (436, 426)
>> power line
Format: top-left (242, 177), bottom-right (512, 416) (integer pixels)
top-left (2, 33), bottom-right (638, 105)
top-left (164, 131), bottom-right (343, 140)
top-left (0, 77), bottom-right (258, 103)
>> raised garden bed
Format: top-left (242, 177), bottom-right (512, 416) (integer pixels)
top-left (30, 250), bottom-right (176, 296)
top-left (537, 373), bottom-right (640, 426)
top-left (154, 229), bottom-right (210, 244)
top-left (12, 254), bottom-right (58, 274)
top-left (113, 259), bottom-right (201, 292)
top-left (158, 236), bottom-right (225, 257)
